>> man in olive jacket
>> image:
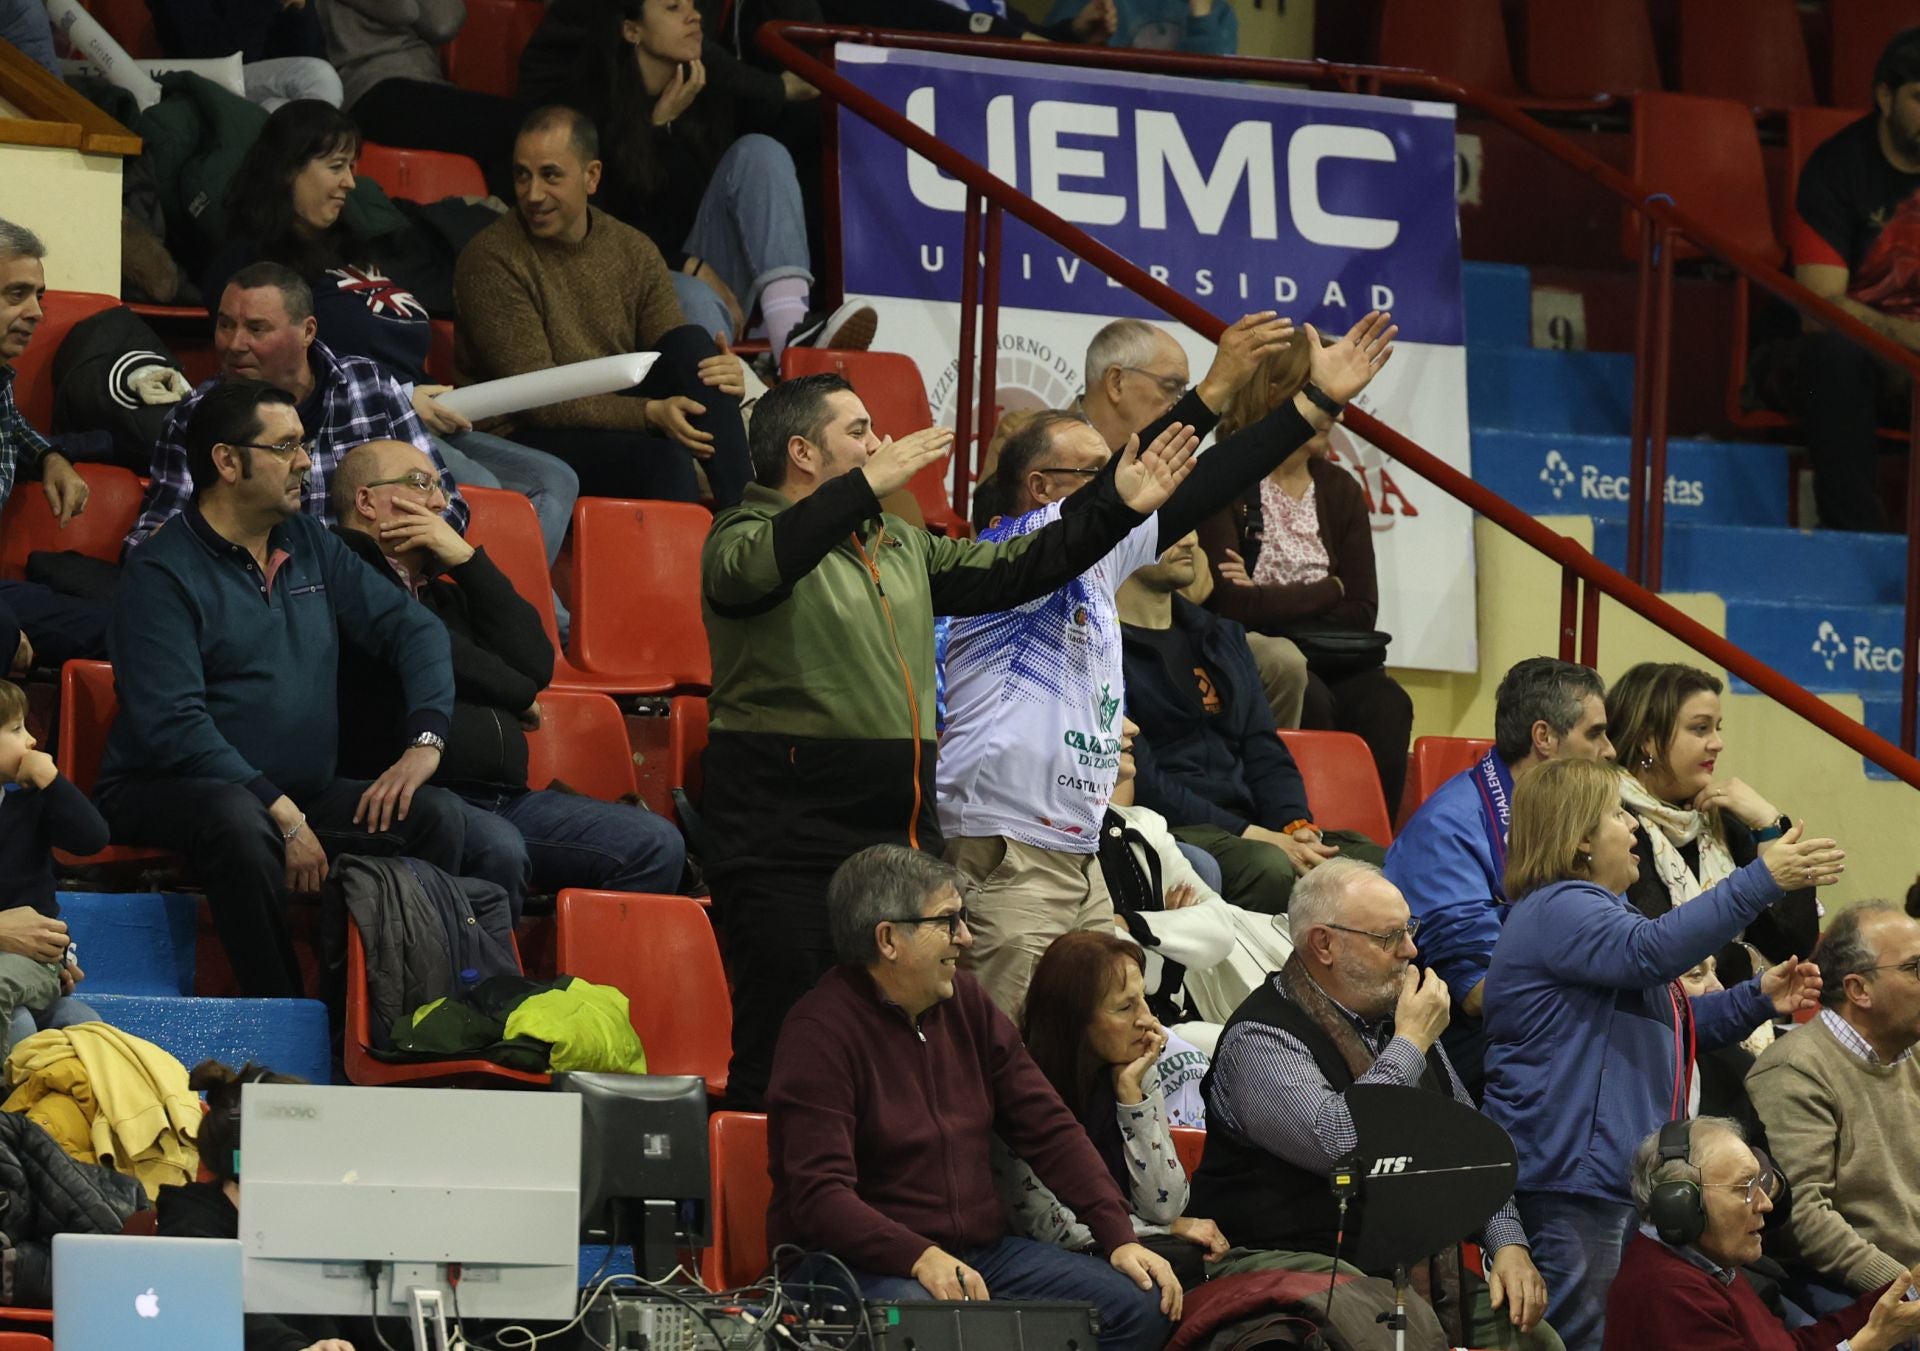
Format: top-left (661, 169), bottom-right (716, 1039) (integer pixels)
top-left (701, 373), bottom-right (1197, 1107)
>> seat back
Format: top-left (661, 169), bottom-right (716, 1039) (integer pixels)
top-left (1675, 0), bottom-right (1815, 110)
top-left (11, 291), bottom-right (119, 433)
top-left (343, 923), bottom-right (549, 1087)
top-left (0, 464), bottom-right (145, 581)
top-left (525, 688), bottom-right (638, 799)
top-left (463, 484), bottom-right (563, 649)
top-left (569, 499), bottom-right (711, 692)
top-left (1623, 92), bottom-right (1781, 267)
top-left (1524, 0), bottom-right (1661, 99)
top-left (1171, 1126), bottom-right (1206, 1178)
top-left (80, 0), bottom-right (161, 55)
top-left (356, 142), bottom-right (487, 203)
top-left (0, 1332), bottom-right (55, 1351)
top-left (554, 890), bottom-right (729, 1094)
top-left (667, 694), bottom-right (708, 811)
top-left (706, 1112), bottom-right (771, 1290)
top-left (1783, 106), bottom-right (1874, 254)
top-left (1378, 0), bottom-right (1521, 95)
top-left (1276, 729), bottom-right (1395, 844)
top-left (1829, 0), bottom-right (1920, 109)
top-left (1408, 736), bottom-right (1497, 812)
top-left (779, 348), bottom-right (966, 534)
top-left (57, 659), bottom-right (117, 793)
top-left (442, 0), bottom-right (545, 97)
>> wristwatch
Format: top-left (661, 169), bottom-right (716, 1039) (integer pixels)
top-left (1301, 382), bottom-right (1345, 419)
top-left (410, 731), bottom-right (447, 754)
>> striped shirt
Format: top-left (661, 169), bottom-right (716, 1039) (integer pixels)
top-left (0, 365), bottom-right (52, 513)
top-left (1820, 1007), bottom-right (1914, 1067)
top-left (1209, 972), bottom-right (1530, 1254)
top-left (126, 340), bottom-right (467, 549)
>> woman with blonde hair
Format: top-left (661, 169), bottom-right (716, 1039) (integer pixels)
top-left (1479, 757), bottom-right (1840, 1351)
top-left (1194, 331), bottom-right (1412, 808)
top-left (1607, 662), bottom-right (1817, 991)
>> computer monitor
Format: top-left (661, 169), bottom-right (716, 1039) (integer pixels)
top-left (237, 1083), bottom-right (580, 1325)
top-left (556, 1071), bottom-right (709, 1280)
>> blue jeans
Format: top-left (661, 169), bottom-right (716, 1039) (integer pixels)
top-left (9, 996), bottom-right (98, 1051)
top-left (433, 430), bottom-right (578, 642)
top-left (670, 272), bottom-right (735, 348)
top-left (459, 789), bottom-right (686, 910)
top-left (683, 134), bottom-right (812, 315)
top-left (1175, 841), bottom-right (1224, 895)
top-left (1515, 1191), bottom-right (1636, 1351)
top-left (794, 1237), bottom-right (1169, 1351)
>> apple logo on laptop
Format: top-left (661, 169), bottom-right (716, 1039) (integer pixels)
top-left (135, 1288), bottom-right (160, 1319)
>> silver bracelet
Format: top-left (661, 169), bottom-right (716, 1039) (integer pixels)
top-left (282, 815), bottom-right (306, 843)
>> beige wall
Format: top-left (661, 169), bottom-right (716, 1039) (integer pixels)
top-left (1391, 516), bottom-right (1920, 916)
top-left (0, 140), bottom-right (120, 294)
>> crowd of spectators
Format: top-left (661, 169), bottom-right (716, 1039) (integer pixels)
top-left (5, 9), bottom-right (1920, 1351)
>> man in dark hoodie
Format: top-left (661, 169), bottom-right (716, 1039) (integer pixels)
top-left (331, 440), bottom-right (686, 918)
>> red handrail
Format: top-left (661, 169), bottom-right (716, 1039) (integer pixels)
top-left (758, 22), bottom-right (1920, 791)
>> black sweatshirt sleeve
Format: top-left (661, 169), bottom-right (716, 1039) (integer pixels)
top-left (37, 774), bottom-right (110, 858)
top-left (1155, 399), bottom-right (1316, 549)
top-left (1130, 729), bottom-right (1250, 835)
top-left (703, 471), bottom-right (882, 616)
top-left (444, 548), bottom-right (555, 689)
top-left (1135, 386), bottom-right (1222, 458)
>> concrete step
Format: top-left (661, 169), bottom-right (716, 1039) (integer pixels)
top-left (1472, 428), bottom-right (1788, 528)
top-left (1723, 599), bottom-right (1907, 697)
top-left (1463, 261), bottom-right (1531, 348)
top-left (1468, 346), bottom-right (1634, 435)
top-left (1589, 522), bottom-right (1908, 606)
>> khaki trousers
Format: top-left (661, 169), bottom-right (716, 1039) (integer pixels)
top-left (944, 835), bottom-right (1115, 1021)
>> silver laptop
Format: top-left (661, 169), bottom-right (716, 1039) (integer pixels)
top-left (53, 1233), bottom-right (243, 1351)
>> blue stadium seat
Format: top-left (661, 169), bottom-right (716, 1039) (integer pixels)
top-left (57, 893), bottom-right (196, 997)
top-left (82, 995), bottom-right (332, 1086)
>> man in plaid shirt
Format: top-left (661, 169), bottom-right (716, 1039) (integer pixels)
top-left (0, 220), bottom-right (111, 672)
top-left (125, 261), bottom-right (467, 550)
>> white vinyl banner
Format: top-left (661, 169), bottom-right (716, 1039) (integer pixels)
top-left (836, 44), bottom-right (1478, 673)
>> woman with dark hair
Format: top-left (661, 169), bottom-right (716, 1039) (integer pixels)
top-left (571, 0), bottom-right (870, 358)
top-left (158, 1061), bottom-right (358, 1351)
top-left (1194, 330), bottom-right (1413, 810)
top-left (1607, 662), bottom-right (1818, 992)
top-left (994, 931), bottom-right (1228, 1287)
top-left (208, 101), bottom-right (580, 576)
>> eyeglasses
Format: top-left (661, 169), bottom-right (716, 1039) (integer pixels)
top-left (1863, 958), bottom-right (1920, 980)
top-left (363, 470), bottom-right (447, 496)
top-left (1700, 1166), bottom-right (1778, 1208)
top-left (227, 439), bottom-right (311, 460)
top-left (1119, 367), bottom-right (1187, 399)
top-left (1032, 466), bottom-right (1101, 480)
top-left (1325, 918), bottom-right (1422, 951)
top-left (886, 907), bottom-right (972, 941)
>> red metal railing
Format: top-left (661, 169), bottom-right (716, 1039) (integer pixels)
top-left (758, 22), bottom-right (1920, 789)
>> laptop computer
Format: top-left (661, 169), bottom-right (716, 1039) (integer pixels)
top-left (53, 1233), bottom-right (243, 1351)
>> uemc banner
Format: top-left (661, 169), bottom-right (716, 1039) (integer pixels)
top-left (836, 43), bottom-right (1478, 672)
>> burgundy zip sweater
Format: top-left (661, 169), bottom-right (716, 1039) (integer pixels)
top-left (766, 965), bottom-right (1135, 1276)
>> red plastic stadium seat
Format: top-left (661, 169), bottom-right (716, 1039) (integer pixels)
top-left (1277, 729), bottom-right (1394, 845)
top-left (1378, 0), bottom-right (1522, 96)
top-left (0, 464), bottom-right (143, 581)
top-left (355, 143), bottom-right (487, 204)
top-left (55, 661), bottom-right (174, 869)
top-left (1829, 0), bottom-right (1920, 110)
top-left (460, 484), bottom-right (607, 691)
top-left (1523, 0), bottom-right (1660, 100)
top-left (0, 1333), bottom-right (54, 1351)
top-left (666, 694), bottom-right (707, 824)
top-left (1408, 736), bottom-right (1496, 812)
top-left (79, 0), bottom-right (161, 56)
top-left (568, 498), bottom-right (711, 694)
top-left (1624, 92), bottom-right (1781, 267)
top-left (1171, 1126), bottom-right (1205, 1178)
top-left (780, 348), bottom-right (967, 536)
top-left (343, 923), bottom-right (550, 1087)
top-left (554, 890), bottom-right (729, 1095)
top-left (703, 1111), bottom-right (770, 1290)
top-left (524, 688), bottom-right (638, 800)
top-left (1675, 0), bottom-right (1815, 111)
top-left (11, 292), bottom-right (117, 434)
top-left (442, 0), bottom-right (545, 97)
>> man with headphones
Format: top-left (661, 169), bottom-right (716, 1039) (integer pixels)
top-left (1602, 1116), bottom-right (1920, 1350)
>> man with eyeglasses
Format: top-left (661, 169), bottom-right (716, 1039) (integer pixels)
top-left (124, 261), bottom-right (468, 552)
top-left (1604, 1115), bottom-right (1920, 1351)
top-left (1749, 901), bottom-right (1920, 1297)
top-left (330, 440), bottom-right (686, 916)
top-left (766, 844), bottom-right (1182, 1351)
top-left (938, 314), bottom-right (1394, 1017)
top-left (94, 383), bottom-right (501, 999)
top-left (1189, 857), bottom-right (1556, 1350)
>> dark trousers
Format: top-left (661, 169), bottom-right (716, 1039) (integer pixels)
top-left (349, 78), bottom-right (523, 200)
top-left (97, 776), bottom-right (470, 998)
top-left (1793, 329), bottom-right (1909, 532)
top-left (0, 579), bottom-right (109, 669)
top-left (715, 862), bottom-right (838, 1111)
top-left (513, 325), bottom-right (753, 507)
top-left (1301, 666), bottom-right (1414, 814)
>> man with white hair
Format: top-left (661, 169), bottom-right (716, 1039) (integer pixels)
top-left (1602, 1116), bottom-right (1920, 1351)
top-left (1189, 857), bottom-right (1557, 1349)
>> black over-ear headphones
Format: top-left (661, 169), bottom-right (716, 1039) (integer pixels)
top-left (1649, 1118), bottom-right (1706, 1245)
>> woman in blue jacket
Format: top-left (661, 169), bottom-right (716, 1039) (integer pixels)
top-left (1481, 757), bottom-right (1838, 1351)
